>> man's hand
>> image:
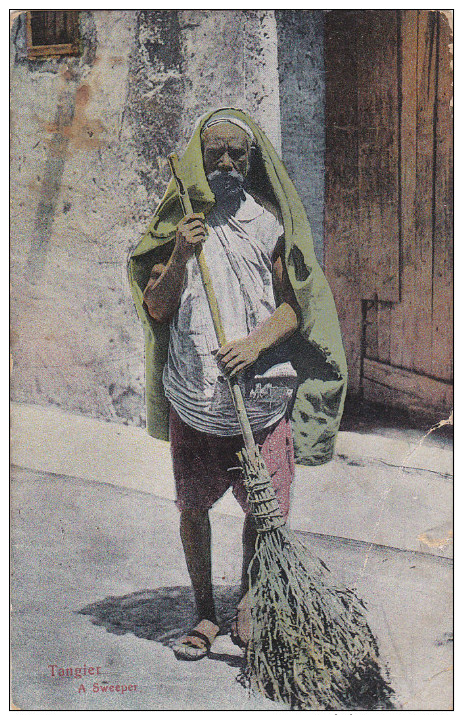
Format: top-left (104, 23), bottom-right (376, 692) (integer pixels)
top-left (143, 213), bottom-right (206, 323)
top-left (216, 299), bottom-right (300, 378)
top-left (216, 337), bottom-right (262, 378)
top-left (175, 213), bottom-right (207, 260)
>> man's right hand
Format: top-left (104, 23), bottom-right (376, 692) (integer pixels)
top-left (175, 213), bottom-right (207, 260)
top-left (143, 213), bottom-right (207, 323)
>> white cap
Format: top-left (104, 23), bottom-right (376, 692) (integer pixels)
top-left (201, 116), bottom-right (255, 142)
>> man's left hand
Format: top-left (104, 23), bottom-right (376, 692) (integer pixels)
top-left (216, 337), bottom-right (262, 377)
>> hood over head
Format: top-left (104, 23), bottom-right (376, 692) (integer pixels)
top-left (129, 107), bottom-right (347, 465)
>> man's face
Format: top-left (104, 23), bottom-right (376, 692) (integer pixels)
top-left (202, 123), bottom-right (251, 178)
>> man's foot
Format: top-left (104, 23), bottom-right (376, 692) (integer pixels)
top-left (172, 619), bottom-right (220, 661)
top-left (230, 592), bottom-right (251, 648)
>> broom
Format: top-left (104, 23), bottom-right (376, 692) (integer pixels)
top-left (167, 154), bottom-right (394, 710)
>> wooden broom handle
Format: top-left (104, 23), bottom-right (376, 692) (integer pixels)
top-left (167, 154), bottom-right (227, 347)
top-left (167, 153), bottom-right (257, 455)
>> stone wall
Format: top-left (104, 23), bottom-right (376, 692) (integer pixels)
top-left (276, 10), bottom-right (325, 263)
top-left (10, 10), bottom-right (325, 426)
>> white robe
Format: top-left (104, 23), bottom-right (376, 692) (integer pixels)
top-left (163, 191), bottom-right (298, 435)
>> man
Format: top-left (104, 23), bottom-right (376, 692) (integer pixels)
top-left (129, 108), bottom-right (347, 660)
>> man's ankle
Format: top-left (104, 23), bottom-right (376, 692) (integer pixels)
top-left (197, 610), bottom-right (217, 625)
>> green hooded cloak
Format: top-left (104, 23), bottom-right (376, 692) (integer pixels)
top-left (128, 108), bottom-right (347, 465)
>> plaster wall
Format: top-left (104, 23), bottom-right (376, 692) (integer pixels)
top-left (11, 11), bottom-right (146, 425)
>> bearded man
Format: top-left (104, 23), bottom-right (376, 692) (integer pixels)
top-left (129, 109), bottom-right (347, 660)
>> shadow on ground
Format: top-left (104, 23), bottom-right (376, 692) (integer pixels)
top-left (78, 585), bottom-right (397, 707)
top-left (78, 585), bottom-right (241, 650)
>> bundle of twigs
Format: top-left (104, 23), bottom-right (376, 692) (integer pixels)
top-left (168, 154), bottom-right (393, 710)
top-left (238, 448), bottom-right (394, 710)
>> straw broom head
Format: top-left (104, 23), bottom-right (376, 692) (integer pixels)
top-left (238, 446), bottom-right (394, 710)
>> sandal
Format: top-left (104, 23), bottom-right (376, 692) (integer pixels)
top-left (172, 619), bottom-right (220, 661)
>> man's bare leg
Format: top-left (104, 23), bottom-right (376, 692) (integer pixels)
top-left (241, 513), bottom-right (257, 596)
top-left (173, 508), bottom-right (220, 658)
top-left (231, 514), bottom-right (257, 647)
top-left (180, 508), bottom-right (217, 623)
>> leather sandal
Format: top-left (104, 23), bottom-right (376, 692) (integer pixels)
top-left (172, 619), bottom-right (220, 661)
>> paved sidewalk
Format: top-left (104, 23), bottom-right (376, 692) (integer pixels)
top-left (11, 402), bottom-right (453, 556)
top-left (10, 403), bottom-right (453, 710)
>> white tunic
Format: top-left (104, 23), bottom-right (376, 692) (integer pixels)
top-left (163, 192), bottom-right (298, 435)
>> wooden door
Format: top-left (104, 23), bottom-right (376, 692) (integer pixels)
top-left (325, 10), bottom-right (453, 418)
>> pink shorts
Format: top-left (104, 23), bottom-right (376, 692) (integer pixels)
top-left (169, 408), bottom-right (294, 518)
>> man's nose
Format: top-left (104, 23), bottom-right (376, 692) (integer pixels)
top-left (217, 152), bottom-right (233, 171)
